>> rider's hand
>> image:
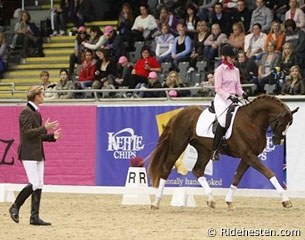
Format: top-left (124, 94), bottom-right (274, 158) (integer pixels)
top-left (228, 95), bottom-right (239, 103)
top-left (242, 92), bottom-right (249, 101)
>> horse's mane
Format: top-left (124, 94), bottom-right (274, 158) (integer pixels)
top-left (240, 94), bottom-right (288, 111)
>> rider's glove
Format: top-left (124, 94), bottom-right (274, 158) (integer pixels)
top-left (228, 95), bottom-right (239, 103)
top-left (242, 92), bottom-right (249, 101)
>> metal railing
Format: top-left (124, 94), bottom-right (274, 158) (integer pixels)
top-left (21, 0), bottom-right (54, 10)
top-left (0, 82), bottom-right (16, 95)
top-left (0, 84), bottom-right (257, 101)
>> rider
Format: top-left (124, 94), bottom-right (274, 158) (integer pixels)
top-left (211, 45), bottom-right (248, 160)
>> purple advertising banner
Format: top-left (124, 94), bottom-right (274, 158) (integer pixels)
top-left (0, 105), bottom-right (96, 185)
top-left (96, 105), bottom-right (285, 189)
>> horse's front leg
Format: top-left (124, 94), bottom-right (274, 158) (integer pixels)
top-left (245, 154), bottom-right (292, 208)
top-left (225, 160), bottom-right (250, 210)
top-left (151, 178), bottom-right (166, 209)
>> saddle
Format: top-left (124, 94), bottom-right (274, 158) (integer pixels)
top-left (209, 101), bottom-right (237, 134)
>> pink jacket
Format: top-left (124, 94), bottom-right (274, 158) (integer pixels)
top-left (214, 63), bottom-right (244, 100)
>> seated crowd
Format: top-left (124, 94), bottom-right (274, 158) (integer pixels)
top-left (1, 0), bottom-right (305, 98)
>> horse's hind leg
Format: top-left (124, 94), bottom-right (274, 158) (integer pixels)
top-left (151, 152), bottom-right (187, 209)
top-left (225, 160), bottom-right (250, 210)
top-left (151, 178), bottom-right (166, 209)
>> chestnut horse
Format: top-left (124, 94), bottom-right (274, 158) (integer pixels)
top-left (149, 95), bottom-right (299, 209)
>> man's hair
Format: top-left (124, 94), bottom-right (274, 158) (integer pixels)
top-left (27, 86), bottom-right (43, 101)
top-left (40, 70), bottom-right (49, 78)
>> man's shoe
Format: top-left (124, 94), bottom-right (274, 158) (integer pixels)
top-left (9, 204), bottom-right (20, 223)
top-left (30, 215), bottom-right (51, 226)
top-left (210, 150), bottom-right (219, 161)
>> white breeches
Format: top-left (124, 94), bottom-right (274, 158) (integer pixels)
top-left (214, 94), bottom-right (231, 127)
top-left (22, 160), bottom-right (44, 191)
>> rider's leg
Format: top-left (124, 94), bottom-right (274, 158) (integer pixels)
top-left (211, 124), bottom-right (225, 160)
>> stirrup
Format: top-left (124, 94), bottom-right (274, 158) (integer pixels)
top-left (210, 150), bottom-right (220, 161)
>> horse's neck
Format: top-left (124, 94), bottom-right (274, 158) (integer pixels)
top-left (243, 98), bottom-right (282, 128)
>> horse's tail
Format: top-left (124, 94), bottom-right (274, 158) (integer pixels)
top-left (148, 117), bottom-right (174, 188)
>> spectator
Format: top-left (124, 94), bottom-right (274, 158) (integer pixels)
top-left (210, 2), bottom-right (231, 36)
top-left (250, 0), bottom-right (273, 33)
top-left (155, 6), bottom-right (178, 37)
top-left (141, 71), bottom-right (166, 98)
top-left (264, 20), bottom-right (285, 52)
top-left (92, 48), bottom-right (117, 94)
top-left (163, 70), bottom-right (191, 97)
top-left (284, 19), bottom-right (305, 68)
top-left (244, 23), bottom-right (267, 60)
top-left (51, 0), bottom-right (68, 36)
top-left (278, 42), bottom-right (299, 79)
top-left (88, 26), bottom-right (103, 45)
top-left (10, 10), bottom-right (43, 57)
top-left (0, 32), bottom-right (8, 78)
top-left (77, 0), bottom-right (95, 27)
top-left (114, 56), bottom-right (133, 88)
top-left (155, 23), bottom-right (175, 64)
top-left (54, 68), bottom-right (75, 99)
top-left (235, 50), bottom-right (258, 84)
top-left (204, 23), bottom-right (227, 70)
top-left (273, 0), bottom-right (289, 22)
top-left (82, 25), bottom-right (112, 50)
top-left (105, 28), bottom-right (126, 62)
top-left (256, 41), bottom-right (281, 93)
top-left (131, 4), bottom-right (158, 41)
top-left (198, 72), bottom-right (216, 97)
top-left (189, 20), bottom-right (210, 69)
top-left (170, 23), bottom-right (192, 71)
top-left (281, 65), bottom-right (305, 95)
top-left (198, 0), bottom-right (218, 21)
top-left (69, 26), bottom-right (90, 78)
top-left (40, 71), bottom-right (56, 99)
top-left (226, 21), bottom-right (246, 51)
top-left (77, 49), bottom-right (97, 89)
top-left (117, 3), bottom-right (134, 51)
top-left (184, 3), bottom-right (199, 39)
top-left (285, 0), bottom-right (305, 32)
top-left (230, 0), bottom-right (252, 33)
top-left (129, 46), bottom-right (161, 89)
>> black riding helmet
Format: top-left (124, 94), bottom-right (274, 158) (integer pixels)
top-left (220, 45), bottom-right (236, 58)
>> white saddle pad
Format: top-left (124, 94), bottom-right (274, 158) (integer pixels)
top-left (195, 106), bottom-right (240, 139)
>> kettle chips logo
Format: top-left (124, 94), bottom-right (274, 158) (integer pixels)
top-left (107, 128), bottom-right (145, 159)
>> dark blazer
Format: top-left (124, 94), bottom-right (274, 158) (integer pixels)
top-left (18, 103), bottom-right (56, 161)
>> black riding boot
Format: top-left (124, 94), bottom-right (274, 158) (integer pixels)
top-left (211, 124), bottom-right (226, 161)
top-left (30, 189), bottom-right (51, 226)
top-left (9, 184), bottom-right (33, 223)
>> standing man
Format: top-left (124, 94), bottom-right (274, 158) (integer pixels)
top-left (9, 85), bottom-right (61, 226)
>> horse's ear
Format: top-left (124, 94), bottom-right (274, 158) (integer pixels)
top-left (291, 107), bottom-right (299, 115)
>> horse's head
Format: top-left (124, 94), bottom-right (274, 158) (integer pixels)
top-left (270, 106), bottom-right (299, 145)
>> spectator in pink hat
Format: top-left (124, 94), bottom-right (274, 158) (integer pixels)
top-left (82, 25), bottom-right (113, 50)
top-left (113, 56), bottom-right (133, 88)
top-left (141, 71), bottom-right (166, 98)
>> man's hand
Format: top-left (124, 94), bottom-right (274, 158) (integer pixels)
top-left (54, 128), bottom-right (62, 140)
top-left (44, 118), bottom-right (59, 130)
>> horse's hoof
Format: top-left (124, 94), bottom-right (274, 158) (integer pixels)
top-left (282, 200), bottom-right (293, 208)
top-left (207, 201), bottom-right (216, 209)
top-left (151, 204), bottom-right (159, 210)
top-left (226, 201), bottom-right (235, 210)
